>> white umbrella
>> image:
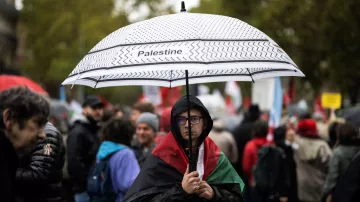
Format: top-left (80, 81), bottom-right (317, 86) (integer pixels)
top-left (61, 1), bottom-right (305, 171)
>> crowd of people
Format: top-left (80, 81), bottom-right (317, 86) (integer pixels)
top-left (1, 87), bottom-right (360, 202)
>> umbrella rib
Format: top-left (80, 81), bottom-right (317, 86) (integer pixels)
top-left (170, 70), bottom-right (173, 88)
top-left (246, 68), bottom-right (255, 83)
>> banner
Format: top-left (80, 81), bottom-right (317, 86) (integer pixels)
top-left (142, 86), bottom-right (162, 106)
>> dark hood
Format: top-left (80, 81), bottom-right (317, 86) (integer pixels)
top-left (170, 95), bottom-right (213, 150)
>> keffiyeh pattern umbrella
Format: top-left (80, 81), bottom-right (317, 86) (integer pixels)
top-left (62, 2), bottom-right (305, 171)
top-left (62, 10), bottom-right (303, 87)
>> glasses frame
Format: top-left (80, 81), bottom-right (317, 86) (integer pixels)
top-left (176, 116), bottom-right (203, 125)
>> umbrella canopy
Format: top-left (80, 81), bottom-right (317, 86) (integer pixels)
top-left (61, 2), bottom-right (305, 171)
top-left (62, 12), bottom-right (304, 87)
top-left (0, 74), bottom-right (48, 95)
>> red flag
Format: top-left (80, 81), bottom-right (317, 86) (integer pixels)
top-left (314, 95), bottom-right (328, 122)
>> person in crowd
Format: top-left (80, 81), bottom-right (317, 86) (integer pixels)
top-left (130, 101), bottom-right (155, 124)
top-left (130, 101), bottom-right (156, 146)
top-left (295, 119), bottom-right (332, 202)
top-left (322, 122), bottom-right (360, 202)
top-left (0, 87), bottom-right (49, 201)
top-left (67, 95), bottom-right (104, 202)
top-left (124, 95), bottom-right (244, 201)
top-left (208, 118), bottom-right (238, 164)
top-left (274, 126), bottom-right (299, 202)
top-left (232, 104), bottom-right (261, 182)
top-left (242, 120), bottom-right (272, 188)
top-left (132, 112), bottom-right (159, 167)
top-left (93, 118), bottom-right (140, 202)
top-left (15, 122), bottom-right (65, 202)
top-left (331, 150), bottom-right (360, 202)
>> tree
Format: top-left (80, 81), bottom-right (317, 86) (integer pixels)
top-left (20, 0), bottom-right (171, 104)
top-left (192, 0), bottom-right (360, 102)
top-left (20, 0), bottom-right (129, 98)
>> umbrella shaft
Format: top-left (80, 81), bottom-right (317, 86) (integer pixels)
top-left (185, 70), bottom-right (196, 172)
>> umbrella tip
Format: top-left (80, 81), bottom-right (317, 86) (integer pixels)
top-left (180, 1), bottom-right (186, 12)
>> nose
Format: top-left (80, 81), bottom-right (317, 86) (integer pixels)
top-left (137, 128), bottom-right (144, 135)
top-left (184, 119), bottom-right (189, 128)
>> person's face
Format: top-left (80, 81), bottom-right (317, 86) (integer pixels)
top-left (83, 105), bottom-right (104, 121)
top-left (115, 111), bottom-right (124, 119)
top-left (131, 109), bottom-right (141, 123)
top-left (3, 110), bottom-right (46, 153)
top-left (176, 109), bottom-right (205, 145)
top-left (136, 123), bottom-right (156, 146)
top-left (286, 128), bottom-right (296, 143)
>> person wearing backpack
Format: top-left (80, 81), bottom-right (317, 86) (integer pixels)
top-left (242, 120), bottom-right (273, 202)
top-left (87, 118), bottom-right (140, 202)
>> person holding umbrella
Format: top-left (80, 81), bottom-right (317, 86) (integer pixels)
top-left (123, 95), bottom-right (244, 202)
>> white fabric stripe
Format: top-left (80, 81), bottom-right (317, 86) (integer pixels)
top-left (197, 143), bottom-right (205, 181)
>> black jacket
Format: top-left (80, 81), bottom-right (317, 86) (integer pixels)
top-left (277, 144), bottom-right (298, 202)
top-left (332, 150), bottom-right (360, 202)
top-left (231, 116), bottom-right (258, 184)
top-left (15, 122), bottom-right (65, 202)
top-left (67, 115), bottom-right (100, 193)
top-left (0, 121), bottom-right (19, 202)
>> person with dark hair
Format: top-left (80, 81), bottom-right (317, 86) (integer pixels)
top-left (322, 122), bottom-right (360, 201)
top-left (15, 122), bottom-right (65, 202)
top-left (130, 102), bottom-right (155, 124)
top-left (232, 104), bottom-right (261, 182)
top-left (242, 120), bottom-right (271, 188)
top-left (67, 95), bottom-right (104, 202)
top-left (94, 118), bottom-right (140, 202)
top-left (0, 87), bottom-right (50, 202)
top-left (124, 95), bottom-right (244, 202)
top-left (274, 126), bottom-right (299, 202)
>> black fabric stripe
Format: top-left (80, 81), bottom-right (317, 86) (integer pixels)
top-left (67, 60), bottom-right (296, 78)
top-left (123, 154), bottom-right (183, 201)
top-left (88, 38), bottom-right (269, 54)
top-left (77, 68), bottom-right (296, 83)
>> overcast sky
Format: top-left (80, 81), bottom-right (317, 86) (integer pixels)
top-left (15, 0), bottom-right (200, 21)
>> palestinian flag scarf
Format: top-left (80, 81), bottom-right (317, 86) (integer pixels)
top-left (124, 132), bottom-right (245, 201)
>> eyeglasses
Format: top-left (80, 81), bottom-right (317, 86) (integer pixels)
top-left (176, 116), bottom-right (203, 125)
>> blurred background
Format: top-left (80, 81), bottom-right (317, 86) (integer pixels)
top-left (1, 0), bottom-right (359, 107)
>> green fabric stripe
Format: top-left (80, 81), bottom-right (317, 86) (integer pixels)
top-left (207, 152), bottom-right (245, 192)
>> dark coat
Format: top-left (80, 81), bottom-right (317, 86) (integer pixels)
top-left (0, 122), bottom-right (19, 202)
top-left (231, 117), bottom-right (257, 184)
top-left (67, 115), bottom-right (100, 193)
top-left (278, 144), bottom-right (298, 202)
top-left (15, 122), bottom-right (65, 202)
top-left (332, 150), bottom-right (360, 202)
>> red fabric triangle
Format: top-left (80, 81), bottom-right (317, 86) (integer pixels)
top-left (152, 132), bottom-right (220, 180)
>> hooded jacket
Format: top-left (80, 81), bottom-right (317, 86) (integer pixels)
top-left (124, 95), bottom-right (244, 202)
top-left (67, 114), bottom-right (100, 193)
top-left (95, 141), bottom-right (140, 202)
